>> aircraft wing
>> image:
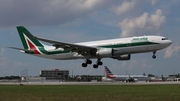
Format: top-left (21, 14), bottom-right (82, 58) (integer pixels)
top-left (31, 36), bottom-right (98, 56)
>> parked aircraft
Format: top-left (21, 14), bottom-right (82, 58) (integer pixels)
top-left (104, 66), bottom-right (150, 82)
top-left (10, 26), bottom-right (172, 68)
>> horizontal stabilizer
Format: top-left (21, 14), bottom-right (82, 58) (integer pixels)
top-left (8, 47), bottom-right (34, 54)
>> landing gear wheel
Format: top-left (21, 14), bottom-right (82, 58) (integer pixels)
top-left (93, 64), bottom-right (98, 69)
top-left (86, 59), bottom-right (92, 64)
top-left (97, 61), bottom-right (103, 65)
top-left (82, 63), bottom-right (87, 67)
top-left (152, 51), bottom-right (156, 59)
top-left (152, 55), bottom-right (156, 59)
top-left (96, 58), bottom-right (103, 66)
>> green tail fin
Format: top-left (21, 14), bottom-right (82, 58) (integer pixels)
top-left (16, 26), bottom-right (44, 49)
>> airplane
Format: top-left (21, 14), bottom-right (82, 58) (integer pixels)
top-left (104, 66), bottom-right (150, 82)
top-left (9, 26), bottom-right (172, 68)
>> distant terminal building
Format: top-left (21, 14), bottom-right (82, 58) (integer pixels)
top-left (40, 69), bottom-right (69, 80)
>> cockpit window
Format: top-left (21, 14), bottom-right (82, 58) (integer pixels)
top-left (162, 38), bottom-right (168, 40)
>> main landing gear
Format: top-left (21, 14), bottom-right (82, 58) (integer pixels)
top-left (82, 59), bottom-right (103, 69)
top-left (152, 51), bottom-right (156, 59)
top-left (82, 59), bottom-right (92, 67)
top-left (93, 59), bottom-right (103, 69)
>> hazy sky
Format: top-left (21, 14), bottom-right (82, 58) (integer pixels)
top-left (0, 0), bottom-right (180, 77)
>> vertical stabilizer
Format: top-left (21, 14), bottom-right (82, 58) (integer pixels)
top-left (104, 66), bottom-right (115, 78)
top-left (16, 26), bottom-right (44, 54)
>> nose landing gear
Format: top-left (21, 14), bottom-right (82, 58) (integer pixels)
top-left (152, 51), bottom-right (156, 59)
top-left (152, 55), bottom-right (156, 59)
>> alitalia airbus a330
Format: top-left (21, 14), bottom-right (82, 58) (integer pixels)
top-left (9, 26), bottom-right (172, 68)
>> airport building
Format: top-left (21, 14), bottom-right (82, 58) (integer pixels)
top-left (40, 69), bottom-right (69, 80)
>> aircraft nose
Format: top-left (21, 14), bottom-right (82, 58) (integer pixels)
top-left (167, 40), bottom-right (173, 46)
top-left (169, 40), bottom-right (172, 44)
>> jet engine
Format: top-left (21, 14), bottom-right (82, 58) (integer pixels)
top-left (96, 48), bottom-right (113, 57)
top-left (94, 48), bottom-right (131, 60)
top-left (113, 54), bottom-right (131, 60)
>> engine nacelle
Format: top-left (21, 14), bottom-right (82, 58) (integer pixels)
top-left (96, 48), bottom-right (113, 57)
top-left (113, 54), bottom-right (131, 60)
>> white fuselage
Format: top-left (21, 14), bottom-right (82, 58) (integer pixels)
top-left (28, 35), bottom-right (172, 60)
top-left (110, 75), bottom-right (150, 81)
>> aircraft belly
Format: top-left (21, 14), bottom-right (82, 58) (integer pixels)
top-left (114, 46), bottom-right (148, 54)
top-left (147, 44), bottom-right (166, 51)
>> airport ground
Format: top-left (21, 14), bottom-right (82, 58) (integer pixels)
top-left (0, 83), bottom-right (180, 101)
top-left (1, 81), bottom-right (180, 85)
